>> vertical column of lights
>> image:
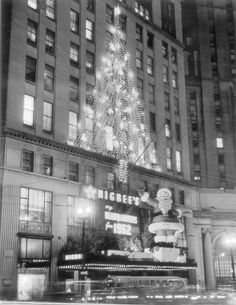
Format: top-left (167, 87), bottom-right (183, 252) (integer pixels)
top-left (75, 6), bottom-right (160, 182)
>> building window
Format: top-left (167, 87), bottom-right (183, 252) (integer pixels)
top-left (136, 24), bottom-right (142, 42)
top-left (163, 65), bottom-right (169, 83)
top-left (165, 120), bottom-right (171, 137)
top-left (23, 94), bottom-right (34, 126)
top-left (43, 102), bottom-right (53, 132)
top-left (20, 187), bottom-right (52, 236)
top-left (150, 112), bottom-right (156, 132)
top-left (46, 0), bottom-right (55, 20)
top-left (85, 166), bottom-right (95, 185)
top-left (69, 111), bottom-right (78, 141)
top-left (175, 123), bottom-right (181, 142)
top-left (148, 84), bottom-right (155, 104)
top-left (174, 97), bottom-right (179, 115)
top-left (20, 238), bottom-right (51, 259)
top-left (176, 150), bottom-right (182, 173)
top-left (106, 31), bottom-right (113, 51)
top-left (22, 150), bottom-right (34, 172)
top-left (172, 71), bottom-right (178, 88)
top-left (44, 64), bottom-right (54, 91)
top-left (86, 83), bottom-right (95, 105)
top-left (147, 56), bottom-right (154, 75)
top-left (161, 0), bottom-right (176, 38)
top-left (136, 49), bottom-right (143, 69)
top-left (87, 0), bottom-right (94, 12)
top-left (119, 14), bottom-right (127, 31)
top-left (27, 19), bottom-right (37, 46)
top-left (70, 10), bottom-right (79, 34)
top-left (137, 78), bottom-right (143, 98)
top-left (42, 155), bottom-right (53, 176)
top-left (28, 0), bottom-right (37, 10)
top-left (135, 1), bottom-right (150, 20)
top-left (86, 51), bottom-right (95, 75)
top-left (70, 43), bottom-right (79, 67)
top-left (162, 41), bottom-right (168, 58)
top-left (171, 47), bottom-right (177, 64)
top-left (25, 56), bottom-right (36, 83)
top-left (106, 5), bottom-right (114, 24)
top-left (178, 190), bottom-right (185, 205)
top-left (86, 19), bottom-right (94, 42)
top-left (166, 147), bottom-right (172, 170)
top-left (147, 31), bottom-right (153, 48)
top-left (216, 137), bottom-right (224, 148)
top-left (107, 172), bottom-right (115, 190)
top-left (69, 161), bottom-right (79, 182)
top-left (70, 76), bottom-right (79, 101)
top-left (164, 92), bottom-right (170, 110)
top-left (45, 29), bottom-right (55, 55)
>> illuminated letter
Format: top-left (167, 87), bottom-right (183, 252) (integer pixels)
top-left (134, 197), bottom-right (140, 206)
top-left (109, 192), bottom-right (115, 201)
top-left (122, 194), bottom-right (127, 204)
top-left (98, 189), bottom-right (104, 199)
top-left (116, 193), bottom-right (122, 202)
top-left (128, 196), bottom-right (133, 205)
top-left (104, 190), bottom-right (108, 200)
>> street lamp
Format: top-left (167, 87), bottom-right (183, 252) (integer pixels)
top-left (225, 237), bottom-right (236, 280)
top-left (77, 206), bottom-right (91, 271)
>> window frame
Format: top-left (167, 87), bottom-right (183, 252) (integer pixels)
top-left (150, 112), bottom-right (156, 132)
top-left (136, 49), bottom-right (143, 69)
top-left (44, 64), bottom-right (54, 91)
top-left (23, 94), bottom-right (35, 126)
top-left (86, 51), bottom-right (95, 75)
top-left (69, 161), bottom-right (79, 182)
top-left (70, 10), bottom-right (79, 34)
top-left (45, 0), bottom-right (55, 20)
top-left (43, 101), bottom-right (53, 132)
top-left (22, 150), bottom-right (34, 172)
top-left (136, 23), bottom-right (143, 42)
top-left (85, 166), bottom-right (95, 186)
top-left (27, 19), bottom-right (37, 47)
top-left (25, 56), bottom-right (36, 83)
top-left (86, 19), bottom-right (94, 42)
top-left (147, 56), bottom-right (154, 75)
top-left (42, 155), bottom-right (53, 176)
top-left (69, 111), bottom-right (78, 141)
top-left (28, 0), bottom-right (37, 10)
top-left (106, 5), bottom-right (114, 24)
top-left (70, 76), bottom-right (79, 101)
top-left (45, 28), bottom-right (55, 55)
top-left (70, 42), bottom-right (80, 67)
top-left (163, 65), bottom-right (169, 83)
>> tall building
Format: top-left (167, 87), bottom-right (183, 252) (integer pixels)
top-left (2, 0), bottom-right (236, 299)
top-left (182, 0), bottom-right (236, 188)
top-left (182, 0), bottom-right (236, 290)
top-left (1, 0), bottom-right (197, 299)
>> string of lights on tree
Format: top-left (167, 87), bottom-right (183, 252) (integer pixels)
top-left (75, 7), bottom-right (160, 183)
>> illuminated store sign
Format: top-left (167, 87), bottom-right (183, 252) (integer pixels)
top-left (97, 189), bottom-right (140, 206)
top-left (104, 205), bottom-right (138, 236)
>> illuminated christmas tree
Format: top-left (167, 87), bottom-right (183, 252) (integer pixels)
top-left (75, 7), bottom-right (160, 182)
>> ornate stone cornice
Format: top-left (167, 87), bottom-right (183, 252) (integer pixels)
top-left (5, 128), bottom-right (194, 186)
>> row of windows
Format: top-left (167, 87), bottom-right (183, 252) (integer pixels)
top-left (165, 121), bottom-right (181, 142)
top-left (21, 148), bottom-right (95, 184)
top-left (166, 148), bottom-right (182, 173)
top-left (135, 50), bottom-right (178, 88)
top-left (27, 15), bottom-right (94, 53)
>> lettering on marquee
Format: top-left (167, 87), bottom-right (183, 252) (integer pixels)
top-left (97, 189), bottom-right (140, 206)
